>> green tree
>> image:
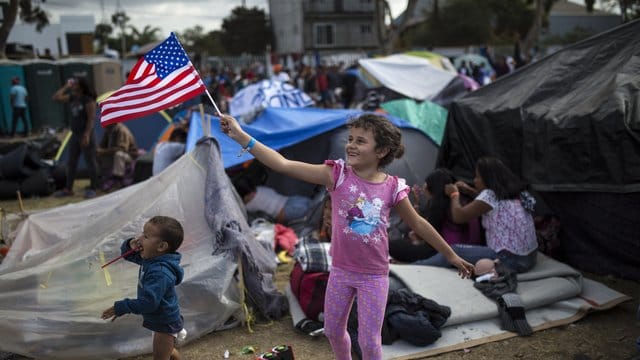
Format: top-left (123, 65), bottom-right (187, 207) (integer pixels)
top-left (410, 0), bottom-right (495, 46)
top-left (129, 25), bottom-right (161, 46)
top-left (0, 0), bottom-right (49, 59)
top-left (600, 0), bottom-right (640, 21)
top-left (221, 6), bottom-right (272, 55)
top-left (179, 26), bottom-right (226, 55)
top-left (382, 0), bottom-right (420, 54)
top-left (111, 10), bottom-right (130, 56)
top-left (94, 23), bottom-right (114, 52)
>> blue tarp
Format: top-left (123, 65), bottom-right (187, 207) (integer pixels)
top-left (186, 107), bottom-right (421, 169)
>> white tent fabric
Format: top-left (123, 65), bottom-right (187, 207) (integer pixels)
top-left (0, 139), bottom-right (285, 359)
top-left (358, 54), bottom-right (457, 101)
top-left (229, 80), bottom-right (314, 123)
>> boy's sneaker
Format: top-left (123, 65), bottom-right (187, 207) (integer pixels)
top-left (84, 189), bottom-right (97, 199)
top-left (53, 189), bottom-right (74, 197)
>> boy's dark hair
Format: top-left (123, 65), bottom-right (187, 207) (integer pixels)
top-left (148, 216), bottom-right (184, 252)
top-left (347, 114), bottom-right (404, 168)
top-left (232, 176), bottom-right (256, 198)
top-left (475, 157), bottom-right (526, 200)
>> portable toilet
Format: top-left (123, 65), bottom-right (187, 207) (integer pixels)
top-left (0, 61), bottom-right (30, 136)
top-left (58, 58), bottom-right (94, 87)
top-left (22, 60), bottom-right (65, 132)
top-left (90, 58), bottom-right (123, 97)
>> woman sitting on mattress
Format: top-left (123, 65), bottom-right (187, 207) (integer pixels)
top-left (389, 168), bottom-right (483, 262)
top-left (414, 157), bottom-right (538, 273)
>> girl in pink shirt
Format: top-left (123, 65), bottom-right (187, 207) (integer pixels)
top-left (220, 113), bottom-right (473, 360)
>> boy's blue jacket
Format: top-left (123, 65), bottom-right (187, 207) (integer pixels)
top-left (113, 239), bottom-right (184, 333)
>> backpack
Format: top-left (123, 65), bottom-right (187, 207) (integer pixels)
top-left (290, 262), bottom-right (329, 322)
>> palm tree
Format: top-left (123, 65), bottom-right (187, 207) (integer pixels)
top-left (111, 10), bottom-right (130, 55)
top-left (129, 25), bottom-right (161, 46)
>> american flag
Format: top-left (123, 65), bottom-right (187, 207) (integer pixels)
top-left (99, 33), bottom-right (206, 126)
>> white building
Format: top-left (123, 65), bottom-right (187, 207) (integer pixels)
top-left (7, 15), bottom-right (95, 57)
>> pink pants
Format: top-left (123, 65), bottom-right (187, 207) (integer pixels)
top-left (323, 267), bottom-right (389, 360)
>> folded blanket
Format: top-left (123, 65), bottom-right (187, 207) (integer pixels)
top-left (294, 237), bottom-right (331, 273)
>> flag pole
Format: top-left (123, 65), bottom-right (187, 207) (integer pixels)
top-left (204, 89), bottom-right (221, 115)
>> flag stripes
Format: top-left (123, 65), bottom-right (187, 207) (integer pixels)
top-left (98, 32), bottom-right (206, 126)
top-left (100, 62), bottom-right (205, 126)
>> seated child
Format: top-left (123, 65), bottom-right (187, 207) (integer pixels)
top-left (233, 176), bottom-right (312, 225)
top-left (101, 216), bottom-right (185, 360)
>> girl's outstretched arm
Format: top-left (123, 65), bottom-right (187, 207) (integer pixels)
top-left (219, 114), bottom-right (334, 188)
top-left (395, 197), bottom-right (474, 278)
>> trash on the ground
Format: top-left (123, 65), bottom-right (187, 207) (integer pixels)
top-left (241, 345), bottom-right (256, 354)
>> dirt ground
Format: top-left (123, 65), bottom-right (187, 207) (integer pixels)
top-left (0, 181), bottom-right (638, 360)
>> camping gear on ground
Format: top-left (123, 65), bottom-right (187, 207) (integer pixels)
top-left (381, 253), bottom-right (629, 359)
top-left (289, 262), bottom-right (329, 322)
top-left (473, 263), bottom-right (533, 336)
top-left (293, 238), bottom-right (331, 273)
top-left (0, 141), bottom-right (56, 199)
top-left (497, 293), bottom-right (533, 336)
top-left (438, 20), bottom-right (640, 280)
top-left (382, 288), bottom-right (451, 346)
top-left (0, 138), bottom-right (287, 359)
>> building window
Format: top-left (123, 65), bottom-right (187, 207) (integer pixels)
top-left (360, 24), bottom-right (371, 34)
top-left (314, 23), bottom-right (335, 46)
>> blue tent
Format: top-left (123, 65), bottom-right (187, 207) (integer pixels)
top-left (186, 107), bottom-right (440, 196)
top-left (187, 107), bottom-right (430, 168)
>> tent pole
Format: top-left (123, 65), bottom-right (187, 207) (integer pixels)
top-left (198, 103), bottom-right (208, 137)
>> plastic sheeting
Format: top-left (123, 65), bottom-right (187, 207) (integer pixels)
top-left (358, 54), bottom-right (456, 101)
top-left (381, 99), bottom-right (448, 145)
top-left (0, 139), bottom-right (285, 359)
top-left (438, 20), bottom-right (640, 193)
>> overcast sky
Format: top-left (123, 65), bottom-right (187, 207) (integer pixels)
top-left (42, 0), bottom-right (409, 38)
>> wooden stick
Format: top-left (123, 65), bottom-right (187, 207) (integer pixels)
top-left (16, 191), bottom-right (26, 216)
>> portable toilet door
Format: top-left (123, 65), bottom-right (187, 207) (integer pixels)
top-left (90, 58), bottom-right (123, 97)
top-left (23, 60), bottom-right (65, 132)
top-left (0, 61), bottom-right (31, 136)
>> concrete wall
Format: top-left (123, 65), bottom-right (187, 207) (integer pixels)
top-left (269, 0), bottom-right (304, 54)
top-left (7, 15), bottom-right (95, 57)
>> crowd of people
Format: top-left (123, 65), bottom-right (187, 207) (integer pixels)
top-left (202, 60), bottom-right (363, 113)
